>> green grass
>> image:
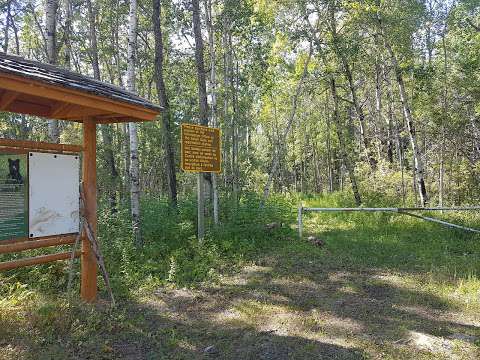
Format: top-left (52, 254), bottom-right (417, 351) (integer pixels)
top-left (1, 191), bottom-right (479, 359)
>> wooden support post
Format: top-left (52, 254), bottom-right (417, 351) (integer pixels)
top-left (81, 119), bottom-right (97, 302)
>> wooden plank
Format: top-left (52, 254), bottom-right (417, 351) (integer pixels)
top-left (0, 147), bottom-right (28, 155)
top-left (81, 119), bottom-right (97, 302)
top-left (0, 251), bottom-right (80, 271)
top-left (50, 101), bottom-right (72, 117)
top-left (0, 235), bottom-right (77, 254)
top-left (95, 113), bottom-right (124, 119)
top-left (8, 99), bottom-right (51, 117)
top-left (54, 103), bottom-right (77, 118)
top-left (62, 107), bottom-right (110, 120)
top-left (0, 138), bottom-right (83, 153)
top-left (0, 73), bottom-right (158, 122)
top-left (0, 237), bottom-right (29, 245)
top-left (0, 90), bottom-right (19, 110)
top-left (95, 117), bottom-right (134, 124)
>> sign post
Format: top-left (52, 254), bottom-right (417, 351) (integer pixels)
top-left (181, 123), bottom-right (221, 240)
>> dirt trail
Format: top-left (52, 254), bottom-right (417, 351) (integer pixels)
top-left (130, 253), bottom-right (480, 360)
top-left (2, 241), bottom-right (479, 360)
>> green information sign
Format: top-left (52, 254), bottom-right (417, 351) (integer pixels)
top-left (0, 152), bottom-right (28, 241)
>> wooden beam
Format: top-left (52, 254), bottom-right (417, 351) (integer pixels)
top-left (0, 235), bottom-right (77, 255)
top-left (8, 99), bottom-right (51, 117)
top-left (0, 90), bottom-right (19, 110)
top-left (95, 117), bottom-right (133, 124)
top-left (95, 113), bottom-right (123, 119)
top-left (0, 139), bottom-right (83, 153)
top-left (50, 102), bottom-right (72, 117)
top-left (0, 251), bottom-right (80, 271)
top-left (81, 119), bottom-right (97, 302)
top-left (0, 148), bottom-right (28, 155)
top-left (0, 73), bottom-right (158, 122)
top-left (62, 107), bottom-right (110, 120)
top-left (56, 105), bottom-right (77, 118)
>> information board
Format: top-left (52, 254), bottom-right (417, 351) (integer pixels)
top-left (0, 152), bottom-right (28, 241)
top-left (29, 152), bottom-right (80, 238)
top-left (181, 123), bottom-right (221, 173)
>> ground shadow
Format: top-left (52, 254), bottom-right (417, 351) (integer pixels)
top-left (1, 297), bottom-right (367, 360)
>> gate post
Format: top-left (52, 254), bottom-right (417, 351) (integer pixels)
top-left (81, 119), bottom-right (97, 302)
top-left (298, 205), bottom-right (303, 239)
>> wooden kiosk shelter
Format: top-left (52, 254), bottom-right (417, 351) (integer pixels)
top-left (0, 53), bottom-right (161, 302)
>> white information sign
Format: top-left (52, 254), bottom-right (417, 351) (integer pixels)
top-left (28, 152), bottom-right (80, 238)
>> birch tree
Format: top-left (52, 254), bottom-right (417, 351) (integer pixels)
top-left (127, 0), bottom-right (142, 246)
top-left (153, 0), bottom-right (178, 208)
top-left (375, 4), bottom-right (429, 206)
top-left (3, 0), bottom-right (11, 52)
top-left (328, 3), bottom-right (377, 170)
top-left (330, 77), bottom-right (362, 206)
top-left (45, 0), bottom-right (59, 142)
top-left (192, 0), bottom-right (208, 240)
top-left (63, 0), bottom-right (72, 68)
top-left (205, 0), bottom-right (219, 224)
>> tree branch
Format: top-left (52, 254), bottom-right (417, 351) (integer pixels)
top-left (466, 18), bottom-right (480, 32)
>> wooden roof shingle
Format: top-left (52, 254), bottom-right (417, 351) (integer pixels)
top-left (0, 52), bottom-right (162, 115)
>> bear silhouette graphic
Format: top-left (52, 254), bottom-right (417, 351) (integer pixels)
top-left (7, 158), bottom-right (24, 184)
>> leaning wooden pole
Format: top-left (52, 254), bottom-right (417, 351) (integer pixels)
top-left (81, 119), bottom-right (98, 302)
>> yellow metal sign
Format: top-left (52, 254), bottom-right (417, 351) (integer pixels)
top-left (181, 123), bottom-right (221, 173)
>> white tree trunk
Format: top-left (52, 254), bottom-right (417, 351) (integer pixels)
top-left (192, 0), bottom-right (208, 241)
top-left (45, 0), bottom-right (59, 143)
top-left (63, 0), bottom-right (72, 68)
top-left (385, 41), bottom-right (428, 206)
top-left (205, 0), bottom-right (219, 225)
top-left (3, 0), bottom-right (11, 52)
top-left (127, 0), bottom-right (142, 247)
top-left (45, 0), bottom-right (57, 63)
top-left (87, 0), bottom-right (100, 80)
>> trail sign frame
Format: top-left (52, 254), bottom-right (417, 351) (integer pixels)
top-left (0, 149), bottom-right (81, 243)
top-left (181, 123), bottom-right (222, 173)
top-left (0, 53), bottom-right (161, 303)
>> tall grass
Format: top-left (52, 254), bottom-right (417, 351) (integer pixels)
top-left (301, 192), bottom-right (480, 313)
top-left (0, 192), bottom-right (297, 301)
top-left (1, 190), bottom-right (478, 305)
